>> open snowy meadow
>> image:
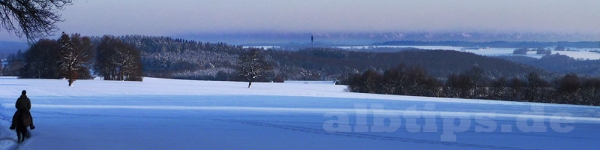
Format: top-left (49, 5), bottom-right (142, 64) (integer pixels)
top-left (0, 77), bottom-right (599, 150)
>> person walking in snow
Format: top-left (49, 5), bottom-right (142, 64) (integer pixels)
top-left (10, 90), bottom-right (35, 130)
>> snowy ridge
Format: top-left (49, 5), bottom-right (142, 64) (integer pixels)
top-left (0, 77), bottom-right (588, 106)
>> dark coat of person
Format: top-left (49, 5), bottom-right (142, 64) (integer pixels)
top-left (16, 94), bottom-right (31, 111)
top-left (11, 90), bottom-right (34, 131)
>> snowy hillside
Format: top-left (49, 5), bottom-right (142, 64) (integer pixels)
top-left (340, 45), bottom-right (600, 60)
top-left (0, 77), bottom-right (599, 150)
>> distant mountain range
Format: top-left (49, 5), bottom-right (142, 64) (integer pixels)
top-left (175, 32), bottom-right (600, 45)
top-left (2, 32), bottom-right (600, 56)
top-left (3, 32), bottom-right (600, 60)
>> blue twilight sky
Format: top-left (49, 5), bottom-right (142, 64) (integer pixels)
top-left (1, 0), bottom-right (600, 41)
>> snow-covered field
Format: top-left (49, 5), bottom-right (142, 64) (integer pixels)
top-left (0, 77), bottom-right (599, 150)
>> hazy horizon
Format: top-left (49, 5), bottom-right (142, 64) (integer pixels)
top-left (1, 0), bottom-right (599, 42)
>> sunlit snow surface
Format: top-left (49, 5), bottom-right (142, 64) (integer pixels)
top-left (0, 77), bottom-right (599, 150)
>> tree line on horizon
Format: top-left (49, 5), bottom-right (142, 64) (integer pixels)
top-left (2, 33), bottom-right (144, 85)
top-left (499, 54), bottom-right (600, 77)
top-left (1, 34), bottom-right (274, 88)
top-left (4, 34), bottom-right (596, 88)
top-left (7, 36), bottom-right (547, 82)
top-left (88, 35), bottom-right (546, 82)
top-left (346, 65), bottom-right (600, 106)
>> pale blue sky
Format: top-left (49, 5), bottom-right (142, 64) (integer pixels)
top-left (1, 0), bottom-right (599, 41)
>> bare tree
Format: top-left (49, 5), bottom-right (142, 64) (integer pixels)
top-left (0, 0), bottom-right (72, 42)
top-left (94, 36), bottom-right (143, 81)
top-left (58, 32), bottom-right (94, 86)
top-left (237, 48), bottom-right (274, 88)
top-left (524, 72), bottom-right (550, 102)
top-left (20, 39), bottom-right (60, 79)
